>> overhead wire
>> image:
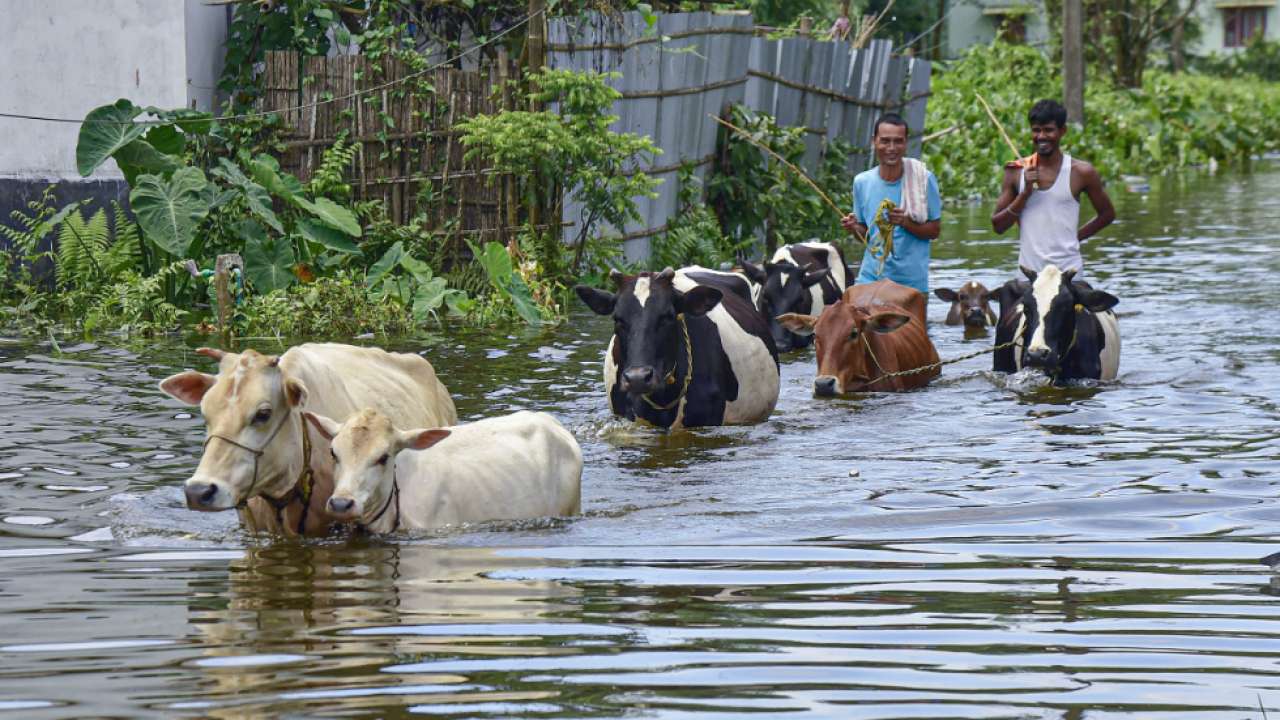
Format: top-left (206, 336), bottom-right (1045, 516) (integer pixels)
top-left (0, 7), bottom-right (544, 127)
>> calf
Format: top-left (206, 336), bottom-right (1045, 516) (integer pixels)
top-left (742, 241), bottom-right (849, 352)
top-left (575, 266), bottom-right (780, 428)
top-left (158, 343), bottom-right (456, 536)
top-left (778, 279), bottom-right (939, 395)
top-left (304, 409), bottom-right (581, 533)
top-left (1011, 264), bottom-right (1120, 381)
top-left (934, 280), bottom-right (997, 328)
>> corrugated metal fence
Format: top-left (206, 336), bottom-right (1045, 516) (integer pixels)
top-left (548, 11), bottom-right (931, 261)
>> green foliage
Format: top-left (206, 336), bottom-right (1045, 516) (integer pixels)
top-left (129, 167), bottom-right (212, 257)
top-left (1196, 36), bottom-right (1280, 81)
top-left (219, 0), bottom-right (352, 110)
top-left (82, 261), bottom-right (189, 336)
top-left (923, 40), bottom-right (1280, 200)
top-left (458, 68), bottom-right (661, 277)
top-left (651, 165), bottom-right (743, 270)
top-left (466, 240), bottom-right (548, 326)
top-left (307, 137), bottom-right (358, 201)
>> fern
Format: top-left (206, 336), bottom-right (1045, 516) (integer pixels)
top-left (84, 260), bottom-right (186, 335)
top-left (307, 137), bottom-right (357, 200)
top-left (1, 187), bottom-right (72, 258)
top-left (105, 203), bottom-right (143, 278)
top-left (56, 207), bottom-right (109, 288)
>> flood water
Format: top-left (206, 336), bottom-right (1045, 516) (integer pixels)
top-left (2, 163), bottom-right (1279, 719)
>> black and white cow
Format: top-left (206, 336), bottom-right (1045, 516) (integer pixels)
top-left (993, 265), bottom-right (1120, 381)
top-left (741, 241), bottom-right (850, 352)
top-left (575, 267), bottom-right (780, 429)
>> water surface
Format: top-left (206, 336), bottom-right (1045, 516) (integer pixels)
top-left (1, 164), bottom-right (1279, 718)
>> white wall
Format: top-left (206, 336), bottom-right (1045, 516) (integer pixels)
top-left (0, 0), bottom-right (225, 180)
top-left (185, 0), bottom-right (230, 114)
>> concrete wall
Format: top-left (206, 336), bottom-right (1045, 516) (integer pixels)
top-left (944, 0), bottom-right (1049, 58)
top-left (0, 0), bottom-right (227, 181)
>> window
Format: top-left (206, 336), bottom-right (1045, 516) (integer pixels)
top-left (1224, 7), bottom-right (1267, 48)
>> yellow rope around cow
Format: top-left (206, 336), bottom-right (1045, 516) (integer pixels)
top-left (861, 334), bottom-right (1021, 385)
top-left (642, 313), bottom-right (694, 412)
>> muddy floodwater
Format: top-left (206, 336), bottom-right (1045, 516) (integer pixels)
top-left (2, 164), bottom-right (1279, 719)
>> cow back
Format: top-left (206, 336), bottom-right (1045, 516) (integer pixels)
top-left (844, 279), bottom-right (927, 328)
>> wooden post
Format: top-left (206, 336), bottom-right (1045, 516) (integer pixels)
top-left (798, 16), bottom-right (813, 37)
top-left (498, 47), bottom-right (518, 243)
top-left (1063, 0), bottom-right (1085, 126)
top-left (527, 0), bottom-right (546, 77)
top-left (214, 253), bottom-right (243, 342)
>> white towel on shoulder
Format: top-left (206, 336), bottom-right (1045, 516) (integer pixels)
top-left (900, 157), bottom-right (930, 223)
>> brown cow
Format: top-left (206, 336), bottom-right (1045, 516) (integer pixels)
top-left (934, 280), bottom-right (997, 328)
top-left (778, 279), bottom-right (939, 395)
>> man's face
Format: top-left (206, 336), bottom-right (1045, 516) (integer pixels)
top-left (1030, 121), bottom-right (1066, 157)
top-left (873, 123), bottom-right (907, 167)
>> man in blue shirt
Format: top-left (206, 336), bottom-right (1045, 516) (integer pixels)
top-left (841, 113), bottom-right (942, 296)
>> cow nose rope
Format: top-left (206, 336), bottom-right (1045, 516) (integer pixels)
top-left (856, 331), bottom-right (1020, 387)
top-left (642, 313), bottom-right (694, 412)
top-left (204, 410), bottom-right (315, 534)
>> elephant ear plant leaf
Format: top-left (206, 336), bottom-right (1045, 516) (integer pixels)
top-left (240, 219), bottom-right (296, 293)
top-left (76, 99), bottom-right (148, 177)
top-left (128, 167), bottom-right (211, 257)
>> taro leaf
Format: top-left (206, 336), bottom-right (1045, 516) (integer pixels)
top-left (366, 241), bottom-right (404, 287)
top-left (129, 167), bottom-right (210, 257)
top-left (249, 154), bottom-right (304, 201)
top-left (143, 106), bottom-right (214, 135)
top-left (76, 99), bottom-right (146, 177)
top-left (144, 125), bottom-right (186, 156)
top-left (298, 218), bottom-right (359, 254)
top-left (241, 220), bottom-right (296, 293)
top-left (295, 196), bottom-right (362, 237)
top-left (470, 240), bottom-right (542, 325)
top-left (114, 139), bottom-right (181, 185)
top-left (398, 254), bottom-right (435, 285)
top-left (411, 276), bottom-right (449, 324)
top-left (212, 158), bottom-right (282, 233)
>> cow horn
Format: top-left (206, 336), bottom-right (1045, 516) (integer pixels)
top-left (1021, 266), bottom-right (1037, 282)
top-left (195, 347), bottom-right (227, 361)
top-left (1061, 269), bottom-right (1077, 284)
top-left (608, 268), bottom-right (626, 288)
top-left (657, 267), bottom-right (676, 282)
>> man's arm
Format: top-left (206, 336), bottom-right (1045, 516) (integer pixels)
top-left (1076, 162), bottom-right (1116, 241)
top-left (991, 164), bottom-right (1033, 234)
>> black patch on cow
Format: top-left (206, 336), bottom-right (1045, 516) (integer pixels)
top-left (683, 270), bottom-right (754, 307)
top-left (748, 244), bottom-right (846, 352)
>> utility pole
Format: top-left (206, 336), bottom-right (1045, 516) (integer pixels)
top-left (1063, 0), bottom-right (1085, 126)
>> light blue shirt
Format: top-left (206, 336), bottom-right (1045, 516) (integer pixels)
top-left (852, 166), bottom-right (942, 295)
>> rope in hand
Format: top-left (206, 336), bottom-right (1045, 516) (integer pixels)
top-left (869, 197), bottom-right (897, 274)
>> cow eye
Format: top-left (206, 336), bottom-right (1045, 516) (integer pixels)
top-left (376, 453), bottom-right (389, 466)
top-left (329, 448), bottom-right (338, 464)
top-left (252, 408), bottom-right (272, 424)
top-left (848, 328), bottom-right (860, 340)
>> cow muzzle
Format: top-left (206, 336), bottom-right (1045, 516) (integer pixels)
top-left (1025, 347), bottom-right (1057, 369)
top-left (813, 375), bottom-right (840, 397)
top-left (184, 479), bottom-right (233, 511)
top-left (621, 365), bottom-right (662, 394)
top-left (326, 495), bottom-right (360, 520)
top-left (963, 308), bottom-right (988, 327)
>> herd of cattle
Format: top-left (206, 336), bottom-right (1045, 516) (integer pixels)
top-left (159, 240), bottom-right (1120, 538)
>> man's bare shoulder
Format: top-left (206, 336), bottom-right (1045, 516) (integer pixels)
top-left (1070, 157), bottom-right (1102, 182)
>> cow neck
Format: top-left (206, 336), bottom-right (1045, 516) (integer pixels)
top-left (1050, 304), bottom-right (1085, 378)
top-left (858, 330), bottom-right (892, 389)
top-left (641, 313), bottom-right (693, 412)
top-left (248, 412), bottom-right (316, 536)
top-left (359, 478), bottom-right (401, 534)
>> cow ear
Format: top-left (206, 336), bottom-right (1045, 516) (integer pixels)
top-left (802, 268), bottom-right (826, 288)
top-left (740, 261), bottom-right (766, 285)
top-left (1061, 269), bottom-right (1077, 285)
top-left (1077, 289), bottom-right (1119, 313)
top-left (575, 285), bottom-right (616, 316)
top-left (934, 288), bottom-right (958, 302)
top-left (608, 268), bottom-right (626, 288)
top-left (777, 313), bottom-right (817, 334)
top-left (195, 347), bottom-right (227, 362)
top-left (303, 411), bottom-right (341, 441)
top-left (679, 286), bottom-right (722, 317)
top-left (284, 377), bottom-right (309, 407)
top-left (398, 428), bottom-right (450, 452)
top-left (159, 371), bottom-right (217, 406)
top-left (868, 311), bottom-right (912, 334)
top-left (1021, 266), bottom-right (1037, 283)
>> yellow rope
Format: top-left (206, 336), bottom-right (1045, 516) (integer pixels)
top-left (868, 197), bottom-right (897, 274)
top-left (642, 313), bottom-right (694, 412)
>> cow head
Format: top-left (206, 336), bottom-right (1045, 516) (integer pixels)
top-left (1020, 265), bottom-right (1118, 374)
top-left (159, 348), bottom-right (309, 511)
top-left (304, 409), bottom-right (449, 523)
top-left (778, 292), bottom-right (913, 396)
top-left (934, 281), bottom-right (997, 328)
top-left (742, 261), bottom-right (828, 352)
top-left (575, 268), bottom-right (722, 396)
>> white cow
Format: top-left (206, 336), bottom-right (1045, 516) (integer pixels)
top-left (303, 408), bottom-right (582, 533)
top-left (158, 343), bottom-right (456, 536)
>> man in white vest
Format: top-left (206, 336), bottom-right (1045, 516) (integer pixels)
top-left (991, 99), bottom-right (1116, 277)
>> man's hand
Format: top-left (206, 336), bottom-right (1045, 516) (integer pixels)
top-left (841, 213), bottom-right (860, 234)
top-left (1022, 167), bottom-right (1040, 192)
top-left (887, 208), bottom-right (907, 226)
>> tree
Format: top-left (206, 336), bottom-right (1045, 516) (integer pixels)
top-left (1085, 0), bottom-right (1200, 87)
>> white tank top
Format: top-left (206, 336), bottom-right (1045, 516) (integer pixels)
top-left (1017, 154), bottom-right (1082, 273)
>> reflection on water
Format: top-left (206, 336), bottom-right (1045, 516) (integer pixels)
top-left (1, 165), bottom-right (1280, 717)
